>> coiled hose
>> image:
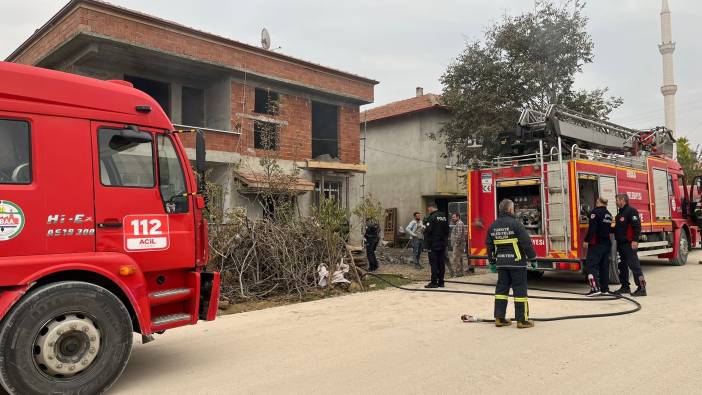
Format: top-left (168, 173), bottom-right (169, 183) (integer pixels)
top-left (361, 270), bottom-right (641, 323)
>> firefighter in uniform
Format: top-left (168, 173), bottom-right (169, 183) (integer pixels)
top-left (486, 199), bottom-right (537, 328)
top-left (423, 203), bottom-right (450, 288)
top-left (613, 194), bottom-right (647, 296)
top-left (583, 197), bottom-right (613, 296)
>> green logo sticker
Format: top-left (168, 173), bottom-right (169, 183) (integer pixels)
top-left (0, 200), bottom-right (25, 241)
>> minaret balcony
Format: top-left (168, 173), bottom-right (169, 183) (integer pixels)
top-left (658, 42), bottom-right (676, 54)
top-left (661, 84), bottom-right (678, 95)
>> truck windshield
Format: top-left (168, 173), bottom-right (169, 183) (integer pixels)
top-left (157, 135), bottom-right (189, 213)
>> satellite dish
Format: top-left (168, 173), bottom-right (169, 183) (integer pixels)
top-left (261, 28), bottom-right (271, 50)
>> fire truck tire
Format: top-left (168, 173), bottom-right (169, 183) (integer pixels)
top-left (0, 281), bottom-right (133, 395)
top-left (527, 270), bottom-right (545, 280)
top-left (670, 231), bottom-right (689, 266)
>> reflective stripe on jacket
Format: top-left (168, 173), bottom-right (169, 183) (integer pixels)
top-left (486, 212), bottom-right (536, 268)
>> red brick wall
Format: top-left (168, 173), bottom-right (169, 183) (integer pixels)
top-left (180, 82), bottom-right (360, 164)
top-left (13, 6), bottom-right (374, 102)
top-left (229, 81), bottom-right (311, 161)
top-left (13, 5), bottom-right (364, 164)
top-left (339, 105), bottom-right (361, 163)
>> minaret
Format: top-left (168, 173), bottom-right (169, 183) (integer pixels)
top-left (659, 0), bottom-right (677, 158)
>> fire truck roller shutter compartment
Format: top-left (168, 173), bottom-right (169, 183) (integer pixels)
top-left (652, 168), bottom-right (671, 219)
top-left (495, 178), bottom-right (542, 235)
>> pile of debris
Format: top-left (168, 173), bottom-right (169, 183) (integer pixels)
top-left (209, 214), bottom-right (363, 302)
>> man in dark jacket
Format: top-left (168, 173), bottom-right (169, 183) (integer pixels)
top-left (613, 194), bottom-right (646, 296)
top-left (486, 199), bottom-right (537, 328)
top-left (423, 203), bottom-right (450, 288)
top-left (583, 197), bottom-right (613, 296)
top-left (364, 217), bottom-right (380, 272)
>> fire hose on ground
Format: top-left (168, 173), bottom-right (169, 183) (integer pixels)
top-left (359, 255), bottom-right (642, 323)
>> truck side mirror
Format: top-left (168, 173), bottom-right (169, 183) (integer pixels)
top-left (195, 129), bottom-right (206, 193)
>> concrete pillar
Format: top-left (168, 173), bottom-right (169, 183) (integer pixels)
top-left (171, 82), bottom-right (183, 125)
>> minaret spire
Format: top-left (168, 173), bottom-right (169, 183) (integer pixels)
top-left (659, 0), bottom-right (677, 158)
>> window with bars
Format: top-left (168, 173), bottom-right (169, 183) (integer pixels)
top-left (254, 120), bottom-right (279, 150)
top-left (254, 88), bottom-right (279, 116)
top-left (314, 180), bottom-right (342, 205)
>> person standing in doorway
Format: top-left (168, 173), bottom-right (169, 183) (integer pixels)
top-left (364, 217), bottom-right (381, 272)
top-left (613, 194), bottom-right (647, 296)
top-left (423, 203), bottom-right (450, 288)
top-left (450, 212), bottom-right (467, 277)
top-left (405, 212), bottom-right (424, 269)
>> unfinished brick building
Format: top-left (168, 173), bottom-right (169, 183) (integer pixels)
top-left (7, 0), bottom-right (376, 217)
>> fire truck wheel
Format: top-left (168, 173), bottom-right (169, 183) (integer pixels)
top-left (670, 231), bottom-right (689, 266)
top-left (527, 270), bottom-right (545, 280)
top-left (0, 281), bottom-right (133, 395)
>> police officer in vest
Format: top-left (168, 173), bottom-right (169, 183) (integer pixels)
top-left (613, 194), bottom-right (647, 296)
top-left (423, 203), bottom-right (450, 288)
top-left (486, 199), bottom-right (537, 328)
top-left (583, 197), bottom-right (613, 296)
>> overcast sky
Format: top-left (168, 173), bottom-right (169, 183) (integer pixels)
top-left (2, 0), bottom-right (701, 146)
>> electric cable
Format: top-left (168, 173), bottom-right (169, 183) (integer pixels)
top-left (360, 270), bottom-right (642, 323)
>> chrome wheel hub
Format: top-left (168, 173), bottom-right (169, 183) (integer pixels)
top-left (33, 314), bottom-right (101, 377)
top-left (680, 235), bottom-right (689, 257)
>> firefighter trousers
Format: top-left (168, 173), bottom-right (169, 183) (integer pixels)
top-left (366, 239), bottom-right (379, 271)
top-left (617, 242), bottom-right (644, 288)
top-left (586, 243), bottom-right (611, 292)
top-left (428, 249), bottom-right (446, 286)
top-left (494, 267), bottom-right (528, 322)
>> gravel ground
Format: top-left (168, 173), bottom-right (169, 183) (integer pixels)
top-left (106, 251), bottom-right (702, 394)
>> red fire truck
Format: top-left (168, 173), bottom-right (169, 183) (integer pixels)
top-left (0, 62), bottom-right (219, 394)
top-left (468, 106), bottom-right (702, 282)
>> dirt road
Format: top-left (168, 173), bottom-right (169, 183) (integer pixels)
top-left (111, 253), bottom-right (702, 394)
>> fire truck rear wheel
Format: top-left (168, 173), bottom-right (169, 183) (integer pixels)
top-left (0, 281), bottom-right (133, 395)
top-left (670, 231), bottom-right (689, 266)
top-left (527, 270), bottom-right (545, 280)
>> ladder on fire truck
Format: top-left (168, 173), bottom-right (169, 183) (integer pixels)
top-left (540, 139), bottom-right (569, 254)
top-left (490, 138), bottom-right (569, 254)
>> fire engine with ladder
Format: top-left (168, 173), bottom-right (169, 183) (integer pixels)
top-left (468, 105), bottom-right (702, 282)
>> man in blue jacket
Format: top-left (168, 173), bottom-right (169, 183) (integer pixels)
top-left (613, 194), bottom-right (647, 296)
top-left (583, 197), bottom-right (613, 296)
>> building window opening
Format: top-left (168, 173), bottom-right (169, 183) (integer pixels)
top-left (182, 86), bottom-right (205, 127)
top-left (254, 88), bottom-right (279, 116)
top-left (124, 75), bottom-right (171, 116)
top-left (254, 120), bottom-right (279, 150)
top-left (315, 180), bottom-right (342, 205)
top-left (311, 101), bottom-right (339, 159)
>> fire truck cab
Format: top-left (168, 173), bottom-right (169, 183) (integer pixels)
top-left (468, 106), bottom-right (699, 282)
top-left (0, 62), bottom-right (219, 394)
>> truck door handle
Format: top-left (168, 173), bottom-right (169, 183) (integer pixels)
top-left (97, 220), bottom-right (123, 229)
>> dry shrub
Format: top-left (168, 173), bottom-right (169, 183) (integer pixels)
top-left (206, 159), bottom-right (351, 302)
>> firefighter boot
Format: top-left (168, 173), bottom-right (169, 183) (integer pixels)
top-left (495, 318), bottom-right (512, 327)
top-left (631, 287), bottom-right (647, 297)
top-left (517, 320), bottom-right (535, 329)
top-left (613, 286), bottom-right (631, 295)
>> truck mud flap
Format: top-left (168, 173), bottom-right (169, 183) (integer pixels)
top-left (198, 271), bottom-right (221, 321)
